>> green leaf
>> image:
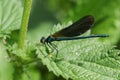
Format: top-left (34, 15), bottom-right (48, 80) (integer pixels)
top-left (0, 42), bottom-right (14, 80)
top-left (38, 23), bottom-right (120, 80)
top-left (0, 0), bottom-right (23, 36)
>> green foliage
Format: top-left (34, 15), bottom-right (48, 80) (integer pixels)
top-left (0, 0), bottom-right (120, 80)
top-left (0, 0), bottom-right (23, 37)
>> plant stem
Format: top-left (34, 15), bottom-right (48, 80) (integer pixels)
top-left (18, 0), bottom-right (32, 49)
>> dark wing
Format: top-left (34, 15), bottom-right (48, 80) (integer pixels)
top-left (52, 15), bottom-right (94, 37)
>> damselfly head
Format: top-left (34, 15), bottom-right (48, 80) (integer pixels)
top-left (40, 37), bottom-right (46, 43)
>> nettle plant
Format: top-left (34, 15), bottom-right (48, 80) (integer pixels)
top-left (0, 0), bottom-right (120, 80)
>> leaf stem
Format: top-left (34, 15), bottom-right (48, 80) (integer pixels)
top-left (18, 0), bottom-right (32, 49)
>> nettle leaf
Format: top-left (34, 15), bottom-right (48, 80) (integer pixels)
top-left (38, 22), bottom-right (120, 80)
top-left (0, 0), bottom-right (23, 37)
